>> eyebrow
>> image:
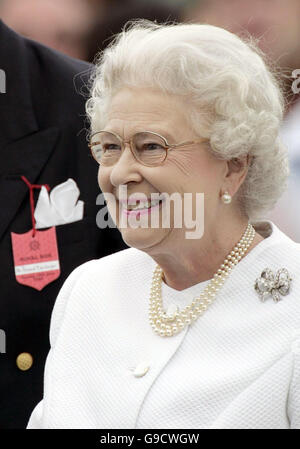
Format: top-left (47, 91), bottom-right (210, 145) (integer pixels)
top-left (103, 128), bottom-right (176, 143)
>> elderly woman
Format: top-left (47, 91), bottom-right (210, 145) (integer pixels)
top-left (27, 21), bottom-right (300, 429)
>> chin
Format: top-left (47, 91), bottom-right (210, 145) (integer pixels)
top-left (119, 227), bottom-right (166, 250)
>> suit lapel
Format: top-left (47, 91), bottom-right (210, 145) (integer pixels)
top-left (0, 127), bottom-right (59, 241)
top-left (0, 21), bottom-right (38, 146)
top-left (0, 22), bottom-right (61, 241)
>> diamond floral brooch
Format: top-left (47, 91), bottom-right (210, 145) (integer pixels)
top-left (254, 268), bottom-right (292, 302)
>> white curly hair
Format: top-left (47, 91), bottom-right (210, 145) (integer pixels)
top-left (86, 20), bottom-right (289, 221)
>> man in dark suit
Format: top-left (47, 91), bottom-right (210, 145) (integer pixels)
top-left (0, 21), bottom-right (127, 429)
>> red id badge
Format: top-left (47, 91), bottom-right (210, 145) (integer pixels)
top-left (11, 227), bottom-right (60, 291)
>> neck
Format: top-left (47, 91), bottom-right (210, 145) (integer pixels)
top-left (147, 215), bottom-right (264, 291)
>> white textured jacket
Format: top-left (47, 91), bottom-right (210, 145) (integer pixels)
top-left (27, 221), bottom-right (300, 429)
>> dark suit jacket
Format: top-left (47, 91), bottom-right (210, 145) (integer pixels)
top-left (0, 21), bottom-right (128, 429)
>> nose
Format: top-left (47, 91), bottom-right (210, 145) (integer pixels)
top-left (109, 143), bottom-right (143, 188)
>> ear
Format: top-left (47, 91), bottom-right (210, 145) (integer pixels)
top-left (224, 154), bottom-right (251, 197)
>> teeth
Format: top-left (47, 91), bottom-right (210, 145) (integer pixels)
top-left (126, 199), bottom-right (161, 211)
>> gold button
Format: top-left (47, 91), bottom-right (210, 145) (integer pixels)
top-left (16, 352), bottom-right (33, 371)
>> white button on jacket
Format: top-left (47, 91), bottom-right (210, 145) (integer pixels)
top-left (133, 362), bottom-right (150, 378)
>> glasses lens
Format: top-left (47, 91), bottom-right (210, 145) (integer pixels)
top-left (132, 132), bottom-right (167, 166)
top-left (90, 132), bottom-right (122, 165)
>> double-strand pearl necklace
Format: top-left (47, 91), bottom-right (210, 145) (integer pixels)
top-left (149, 222), bottom-right (256, 337)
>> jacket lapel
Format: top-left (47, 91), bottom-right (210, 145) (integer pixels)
top-left (0, 127), bottom-right (59, 241)
top-left (0, 21), bottom-right (61, 241)
top-left (0, 21), bottom-right (38, 146)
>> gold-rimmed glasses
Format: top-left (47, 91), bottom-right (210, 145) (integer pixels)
top-left (88, 130), bottom-right (207, 167)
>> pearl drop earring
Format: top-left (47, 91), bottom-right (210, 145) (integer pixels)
top-left (222, 191), bottom-right (232, 204)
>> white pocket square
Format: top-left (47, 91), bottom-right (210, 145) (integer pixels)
top-left (34, 178), bottom-right (84, 229)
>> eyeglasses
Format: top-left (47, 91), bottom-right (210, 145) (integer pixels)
top-left (88, 130), bottom-right (207, 167)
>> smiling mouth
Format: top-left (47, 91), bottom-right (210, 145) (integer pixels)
top-left (122, 198), bottom-right (164, 216)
